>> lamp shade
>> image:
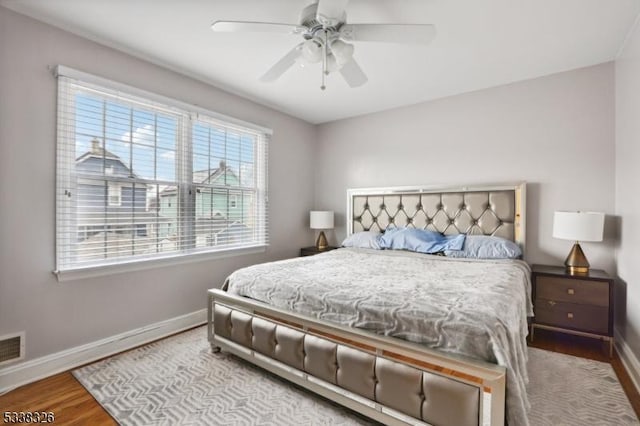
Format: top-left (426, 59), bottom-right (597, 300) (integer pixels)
top-left (310, 211), bottom-right (334, 230)
top-left (552, 211), bottom-right (604, 242)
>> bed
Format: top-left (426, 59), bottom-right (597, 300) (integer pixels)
top-left (208, 183), bottom-right (530, 426)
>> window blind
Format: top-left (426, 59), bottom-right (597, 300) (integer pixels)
top-left (55, 68), bottom-right (269, 272)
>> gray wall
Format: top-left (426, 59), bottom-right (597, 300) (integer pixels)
top-left (0, 7), bottom-right (316, 361)
top-left (615, 18), bottom-right (640, 359)
top-left (315, 63), bottom-right (616, 273)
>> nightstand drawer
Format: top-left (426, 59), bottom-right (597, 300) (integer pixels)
top-left (535, 299), bottom-right (608, 334)
top-left (300, 246), bottom-right (338, 257)
top-left (536, 276), bottom-right (609, 307)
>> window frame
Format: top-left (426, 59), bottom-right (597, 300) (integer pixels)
top-left (54, 66), bottom-right (271, 281)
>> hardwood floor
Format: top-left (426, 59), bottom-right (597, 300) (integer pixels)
top-left (0, 328), bottom-right (638, 425)
top-left (0, 372), bottom-right (116, 425)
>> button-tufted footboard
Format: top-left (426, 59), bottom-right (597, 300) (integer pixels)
top-left (208, 289), bottom-right (507, 426)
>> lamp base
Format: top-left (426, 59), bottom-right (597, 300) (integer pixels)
top-left (315, 231), bottom-right (328, 250)
top-left (564, 242), bottom-right (590, 275)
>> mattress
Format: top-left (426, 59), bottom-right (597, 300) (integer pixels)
top-left (225, 247), bottom-right (533, 425)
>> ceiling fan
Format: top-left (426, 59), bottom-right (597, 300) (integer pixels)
top-left (211, 0), bottom-right (436, 90)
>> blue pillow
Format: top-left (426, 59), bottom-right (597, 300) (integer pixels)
top-left (378, 228), bottom-right (465, 254)
top-left (341, 231), bottom-right (381, 249)
top-left (444, 235), bottom-right (522, 259)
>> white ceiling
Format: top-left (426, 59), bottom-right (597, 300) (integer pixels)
top-left (2, 0), bottom-right (639, 124)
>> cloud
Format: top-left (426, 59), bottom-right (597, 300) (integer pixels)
top-left (122, 124), bottom-right (155, 145)
top-left (160, 151), bottom-right (175, 160)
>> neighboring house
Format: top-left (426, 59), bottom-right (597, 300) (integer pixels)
top-left (157, 161), bottom-right (252, 246)
top-left (75, 139), bottom-right (157, 246)
top-left (211, 221), bottom-right (251, 247)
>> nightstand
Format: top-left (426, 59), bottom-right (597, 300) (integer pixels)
top-left (531, 264), bottom-right (614, 357)
top-left (300, 246), bottom-right (338, 257)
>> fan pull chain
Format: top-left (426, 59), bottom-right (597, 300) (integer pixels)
top-left (321, 30), bottom-right (327, 90)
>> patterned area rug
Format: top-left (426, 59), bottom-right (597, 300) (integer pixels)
top-left (527, 347), bottom-right (638, 426)
top-left (73, 326), bottom-right (638, 426)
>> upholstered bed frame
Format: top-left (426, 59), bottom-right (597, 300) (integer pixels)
top-left (208, 183), bottom-right (526, 426)
top-left (348, 183), bottom-right (526, 249)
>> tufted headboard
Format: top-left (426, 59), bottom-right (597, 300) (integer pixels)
top-left (347, 183), bottom-right (526, 250)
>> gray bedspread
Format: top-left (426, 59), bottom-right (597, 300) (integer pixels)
top-left (225, 248), bottom-right (533, 425)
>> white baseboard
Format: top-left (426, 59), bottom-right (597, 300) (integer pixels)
top-left (0, 309), bottom-right (207, 395)
top-left (615, 328), bottom-right (640, 394)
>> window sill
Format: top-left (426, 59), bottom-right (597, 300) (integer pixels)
top-left (54, 245), bottom-right (267, 282)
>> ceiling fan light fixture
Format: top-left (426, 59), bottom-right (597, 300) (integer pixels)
top-left (302, 39), bottom-right (323, 63)
top-left (330, 39), bottom-right (354, 65)
top-left (213, 0), bottom-right (435, 90)
top-left (326, 54), bottom-right (341, 72)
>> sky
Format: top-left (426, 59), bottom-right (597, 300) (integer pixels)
top-left (74, 92), bottom-right (256, 187)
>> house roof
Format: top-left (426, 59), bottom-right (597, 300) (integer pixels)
top-left (76, 138), bottom-right (142, 181)
top-left (76, 139), bottom-right (122, 163)
top-left (160, 160), bottom-right (238, 195)
top-left (193, 160), bottom-right (238, 184)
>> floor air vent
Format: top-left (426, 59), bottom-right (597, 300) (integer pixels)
top-left (0, 333), bottom-right (24, 366)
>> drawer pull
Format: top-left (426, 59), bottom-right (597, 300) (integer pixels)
top-left (567, 288), bottom-right (575, 295)
top-left (548, 300), bottom-right (556, 306)
top-left (567, 313), bottom-right (574, 319)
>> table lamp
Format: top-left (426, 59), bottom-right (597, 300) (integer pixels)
top-left (552, 211), bottom-right (604, 275)
top-left (310, 211), bottom-right (334, 250)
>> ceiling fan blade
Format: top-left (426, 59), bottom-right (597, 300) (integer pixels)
top-left (211, 21), bottom-right (306, 35)
top-left (316, 0), bottom-right (349, 27)
top-left (259, 44), bottom-right (304, 82)
top-left (339, 58), bottom-right (367, 88)
top-left (340, 24), bottom-right (436, 44)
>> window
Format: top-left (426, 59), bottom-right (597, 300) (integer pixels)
top-left (107, 183), bottom-right (121, 206)
top-left (55, 66), bottom-right (269, 274)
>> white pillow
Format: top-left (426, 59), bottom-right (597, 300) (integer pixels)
top-left (341, 231), bottom-right (382, 249)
